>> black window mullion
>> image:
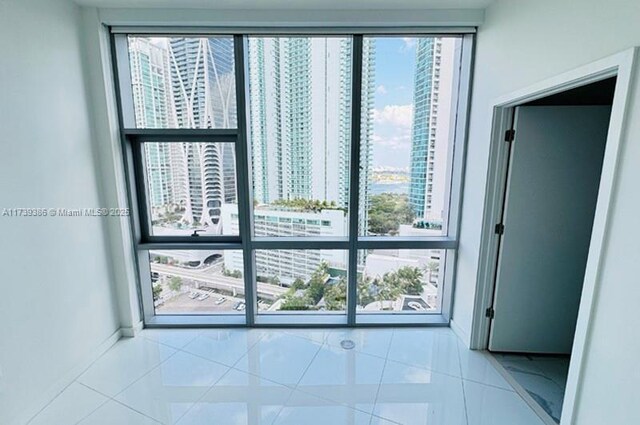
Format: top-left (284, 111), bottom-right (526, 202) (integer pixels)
top-left (347, 35), bottom-right (364, 326)
top-left (233, 34), bottom-right (256, 326)
top-left (131, 139), bottom-right (153, 243)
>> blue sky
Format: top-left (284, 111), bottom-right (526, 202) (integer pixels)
top-left (369, 37), bottom-right (417, 170)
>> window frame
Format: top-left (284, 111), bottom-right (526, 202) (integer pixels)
top-left (111, 30), bottom-right (474, 327)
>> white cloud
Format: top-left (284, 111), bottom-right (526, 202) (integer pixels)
top-left (373, 104), bottom-right (414, 128)
top-left (373, 132), bottom-right (411, 150)
top-left (376, 84), bottom-right (387, 95)
top-left (401, 37), bottom-right (417, 52)
top-left (373, 124), bottom-right (411, 150)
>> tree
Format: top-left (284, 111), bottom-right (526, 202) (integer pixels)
top-left (368, 193), bottom-right (415, 235)
top-left (396, 266), bottom-right (424, 295)
top-left (307, 279), bottom-right (326, 304)
top-left (306, 262), bottom-right (329, 304)
top-left (280, 295), bottom-right (311, 310)
top-left (269, 276), bottom-right (281, 286)
top-left (168, 276), bottom-right (183, 292)
top-left (223, 266), bottom-right (243, 279)
top-left (357, 275), bottom-right (376, 307)
top-left (271, 198), bottom-right (346, 213)
top-left (152, 284), bottom-right (163, 301)
top-left (324, 278), bottom-right (347, 311)
top-left (376, 273), bottom-right (402, 302)
top-left (291, 278), bottom-right (306, 290)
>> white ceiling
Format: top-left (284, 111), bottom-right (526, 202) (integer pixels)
top-left (74, 0), bottom-right (493, 10)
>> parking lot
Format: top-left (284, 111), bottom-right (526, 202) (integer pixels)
top-left (156, 290), bottom-right (246, 314)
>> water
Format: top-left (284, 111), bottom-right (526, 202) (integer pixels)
top-left (370, 182), bottom-right (409, 195)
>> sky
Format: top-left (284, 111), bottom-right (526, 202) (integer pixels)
top-left (370, 37), bottom-right (418, 170)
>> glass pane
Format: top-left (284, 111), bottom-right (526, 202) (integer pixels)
top-left (127, 36), bottom-right (236, 129)
top-left (356, 249), bottom-right (445, 313)
top-left (360, 37), bottom-right (462, 236)
top-left (246, 37), bottom-right (352, 237)
top-left (254, 249), bottom-right (348, 313)
top-left (150, 250), bottom-right (245, 315)
top-left (144, 142), bottom-right (238, 236)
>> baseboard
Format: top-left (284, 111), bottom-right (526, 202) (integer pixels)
top-left (450, 319), bottom-right (472, 348)
top-left (120, 320), bottom-right (143, 337)
top-left (14, 329), bottom-right (122, 425)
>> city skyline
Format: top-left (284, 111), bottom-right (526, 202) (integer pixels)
top-left (128, 35), bottom-right (457, 314)
top-left (128, 35), bottom-right (456, 235)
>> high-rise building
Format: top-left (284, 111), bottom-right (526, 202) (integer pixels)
top-left (130, 36), bottom-right (376, 236)
top-left (221, 204), bottom-right (348, 284)
top-left (128, 38), bottom-right (175, 208)
top-left (167, 38), bottom-right (237, 231)
top-left (359, 38), bottom-right (376, 235)
top-left (408, 37), bottom-right (457, 223)
top-left (247, 37), bottom-right (375, 228)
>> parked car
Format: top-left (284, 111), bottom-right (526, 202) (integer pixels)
top-left (214, 297), bottom-right (226, 305)
top-left (197, 293), bottom-right (209, 301)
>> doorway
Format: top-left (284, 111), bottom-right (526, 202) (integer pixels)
top-left (487, 79), bottom-right (615, 423)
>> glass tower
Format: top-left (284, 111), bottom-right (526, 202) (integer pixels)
top-left (167, 38), bottom-right (236, 231)
top-left (409, 38), bottom-right (437, 219)
top-left (128, 38), bottom-right (175, 207)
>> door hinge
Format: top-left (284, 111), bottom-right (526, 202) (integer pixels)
top-left (494, 223), bottom-right (505, 235)
top-left (504, 129), bottom-right (515, 142)
top-left (485, 307), bottom-right (495, 319)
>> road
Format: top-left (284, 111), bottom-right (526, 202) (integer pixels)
top-left (150, 263), bottom-right (288, 300)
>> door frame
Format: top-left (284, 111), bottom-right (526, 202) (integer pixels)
top-left (470, 48), bottom-right (637, 425)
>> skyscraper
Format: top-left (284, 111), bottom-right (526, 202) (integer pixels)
top-left (129, 36), bottom-right (376, 236)
top-left (359, 38), bottom-right (376, 234)
top-left (408, 37), bottom-right (457, 223)
top-left (128, 38), bottom-right (175, 208)
top-left (167, 37), bottom-right (237, 231)
top-left (247, 37), bottom-right (375, 231)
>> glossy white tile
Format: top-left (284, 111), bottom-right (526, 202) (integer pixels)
top-left (373, 359), bottom-right (467, 425)
top-left (115, 351), bottom-right (229, 424)
top-left (78, 400), bottom-right (162, 425)
top-left (183, 329), bottom-right (263, 366)
top-left (281, 328), bottom-right (330, 345)
top-left (386, 329), bottom-right (462, 377)
top-left (177, 369), bottom-right (292, 425)
top-left (464, 380), bottom-right (546, 425)
top-left (141, 329), bottom-right (201, 349)
top-left (324, 329), bottom-right (393, 358)
top-left (234, 332), bottom-right (323, 386)
top-left (78, 337), bottom-right (176, 396)
top-left (28, 382), bottom-right (107, 425)
top-left (457, 342), bottom-right (512, 390)
top-left (297, 344), bottom-right (385, 413)
top-left (275, 390), bottom-right (395, 425)
top-left (25, 330), bottom-right (551, 425)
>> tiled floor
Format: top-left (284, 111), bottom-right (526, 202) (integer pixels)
top-left (492, 354), bottom-right (569, 423)
top-left (27, 328), bottom-right (547, 425)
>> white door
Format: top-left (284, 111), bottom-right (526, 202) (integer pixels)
top-left (489, 105), bottom-right (611, 353)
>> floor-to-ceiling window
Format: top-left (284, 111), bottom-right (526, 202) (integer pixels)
top-left (112, 30), bottom-right (472, 326)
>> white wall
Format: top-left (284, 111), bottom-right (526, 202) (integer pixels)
top-left (453, 0), bottom-right (640, 423)
top-left (0, 1), bottom-right (120, 424)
